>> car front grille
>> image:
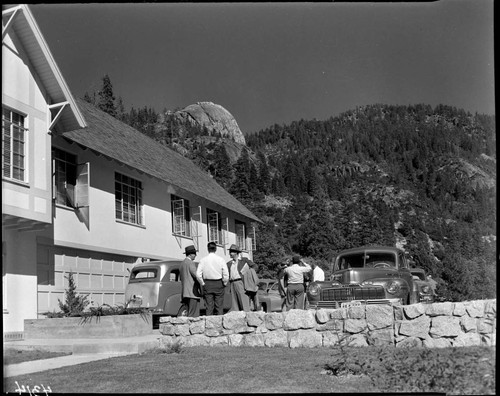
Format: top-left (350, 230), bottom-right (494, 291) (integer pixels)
top-left (320, 285), bottom-right (385, 302)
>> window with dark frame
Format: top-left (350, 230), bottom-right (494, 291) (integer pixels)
top-left (2, 107), bottom-right (27, 182)
top-left (53, 148), bottom-right (77, 207)
top-left (235, 220), bottom-right (246, 251)
top-left (171, 195), bottom-right (191, 236)
top-left (207, 208), bottom-right (222, 244)
top-left (115, 172), bottom-right (144, 225)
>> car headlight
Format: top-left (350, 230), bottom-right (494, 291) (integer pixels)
top-left (386, 281), bottom-right (401, 294)
top-left (308, 283), bottom-right (322, 296)
top-left (421, 285), bottom-right (430, 293)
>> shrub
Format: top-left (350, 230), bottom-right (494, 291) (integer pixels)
top-left (324, 346), bottom-right (496, 395)
top-left (57, 271), bottom-right (90, 316)
top-left (43, 273), bottom-right (150, 320)
top-left (80, 303), bottom-right (151, 324)
top-left (143, 340), bottom-right (184, 355)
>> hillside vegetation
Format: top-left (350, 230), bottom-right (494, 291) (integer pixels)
top-left (86, 77), bottom-right (496, 302)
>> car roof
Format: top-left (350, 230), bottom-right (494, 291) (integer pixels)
top-left (131, 260), bottom-right (184, 269)
top-left (336, 245), bottom-right (403, 256)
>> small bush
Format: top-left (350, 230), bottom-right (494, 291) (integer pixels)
top-left (145, 340), bottom-right (184, 355)
top-left (57, 271), bottom-right (90, 316)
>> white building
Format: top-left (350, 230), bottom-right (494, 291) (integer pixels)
top-left (2, 4), bottom-right (260, 339)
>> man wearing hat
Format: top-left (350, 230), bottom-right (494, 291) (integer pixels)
top-left (284, 255), bottom-right (311, 310)
top-left (227, 244), bottom-right (258, 312)
top-left (179, 245), bottom-right (201, 317)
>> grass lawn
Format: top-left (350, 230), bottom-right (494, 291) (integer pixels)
top-left (3, 345), bottom-right (495, 394)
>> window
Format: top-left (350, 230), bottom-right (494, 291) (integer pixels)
top-left (53, 148), bottom-right (77, 206)
top-left (53, 148), bottom-right (89, 209)
top-left (171, 195), bottom-right (191, 236)
top-left (115, 173), bottom-right (143, 225)
top-left (235, 220), bottom-right (246, 251)
top-left (2, 107), bottom-right (27, 181)
top-left (207, 209), bottom-right (222, 244)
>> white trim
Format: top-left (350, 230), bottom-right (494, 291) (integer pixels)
top-left (2, 6), bottom-right (21, 41)
top-left (5, 5), bottom-right (86, 128)
top-left (48, 102), bottom-right (69, 132)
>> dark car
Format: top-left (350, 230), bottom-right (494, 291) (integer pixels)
top-left (257, 281), bottom-right (283, 312)
top-left (410, 268), bottom-right (435, 303)
top-left (125, 260), bottom-right (232, 317)
top-left (306, 246), bottom-right (423, 309)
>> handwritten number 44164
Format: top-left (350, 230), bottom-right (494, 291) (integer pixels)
top-left (14, 381), bottom-right (52, 395)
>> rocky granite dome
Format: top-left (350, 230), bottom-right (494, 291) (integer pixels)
top-left (171, 102), bottom-right (246, 145)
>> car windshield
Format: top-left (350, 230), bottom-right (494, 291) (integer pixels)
top-left (258, 282), bottom-right (269, 291)
top-left (411, 271), bottom-right (426, 281)
top-left (337, 252), bottom-right (397, 269)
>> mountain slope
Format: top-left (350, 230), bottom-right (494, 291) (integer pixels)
top-left (133, 102), bottom-right (496, 302)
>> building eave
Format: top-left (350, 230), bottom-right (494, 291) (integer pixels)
top-left (2, 4), bottom-right (86, 131)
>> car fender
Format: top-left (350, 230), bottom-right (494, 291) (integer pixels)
top-left (163, 294), bottom-right (182, 316)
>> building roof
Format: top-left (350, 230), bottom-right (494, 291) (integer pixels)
top-left (62, 98), bottom-right (261, 223)
top-left (2, 5), bottom-right (86, 131)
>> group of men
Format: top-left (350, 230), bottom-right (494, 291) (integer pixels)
top-left (179, 241), bottom-right (259, 317)
top-left (180, 241), bottom-right (325, 317)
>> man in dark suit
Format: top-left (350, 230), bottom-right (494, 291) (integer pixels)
top-left (226, 244), bottom-right (258, 312)
top-left (179, 245), bottom-right (201, 317)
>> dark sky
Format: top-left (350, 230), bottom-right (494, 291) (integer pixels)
top-left (30, 1), bottom-right (494, 135)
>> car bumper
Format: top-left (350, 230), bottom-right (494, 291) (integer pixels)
top-left (308, 298), bottom-right (403, 309)
top-left (418, 294), bottom-right (435, 303)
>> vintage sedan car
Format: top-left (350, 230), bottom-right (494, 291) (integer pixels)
top-left (257, 279), bottom-right (275, 293)
top-left (306, 246), bottom-right (422, 309)
top-left (410, 268), bottom-right (435, 303)
top-left (257, 281), bottom-right (284, 312)
top-left (125, 260), bottom-right (232, 318)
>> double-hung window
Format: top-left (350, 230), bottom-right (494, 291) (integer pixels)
top-left (2, 107), bottom-right (27, 182)
top-left (171, 195), bottom-right (191, 236)
top-left (53, 148), bottom-right (77, 206)
top-left (115, 172), bottom-right (144, 225)
top-left (235, 220), bottom-right (247, 251)
top-left (207, 209), bottom-right (222, 244)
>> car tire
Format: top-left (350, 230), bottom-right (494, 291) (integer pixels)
top-left (259, 303), bottom-right (267, 313)
top-left (177, 306), bottom-right (188, 317)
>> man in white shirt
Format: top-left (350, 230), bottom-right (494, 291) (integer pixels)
top-left (196, 242), bottom-right (229, 316)
top-left (284, 255), bottom-right (311, 310)
top-left (312, 262), bottom-right (325, 282)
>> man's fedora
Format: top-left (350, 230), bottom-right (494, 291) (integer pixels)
top-left (228, 244), bottom-right (242, 253)
top-left (184, 245), bottom-right (197, 255)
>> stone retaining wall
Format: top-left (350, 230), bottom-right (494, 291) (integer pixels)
top-left (158, 299), bottom-right (496, 349)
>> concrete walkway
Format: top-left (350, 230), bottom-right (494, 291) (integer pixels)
top-left (4, 352), bottom-right (135, 377)
top-left (3, 333), bottom-right (162, 377)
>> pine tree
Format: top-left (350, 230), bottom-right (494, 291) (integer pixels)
top-left (97, 74), bottom-right (117, 117)
top-left (58, 271), bottom-right (90, 316)
top-left (210, 144), bottom-right (233, 189)
top-left (116, 96), bottom-right (127, 122)
top-left (230, 149), bottom-right (251, 203)
top-left (256, 151), bottom-right (271, 194)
